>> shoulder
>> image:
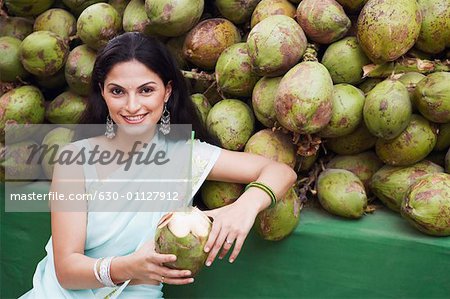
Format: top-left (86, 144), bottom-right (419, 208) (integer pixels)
top-left (191, 139), bottom-right (222, 155)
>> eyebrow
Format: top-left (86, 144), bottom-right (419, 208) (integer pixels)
top-left (106, 81), bottom-right (157, 89)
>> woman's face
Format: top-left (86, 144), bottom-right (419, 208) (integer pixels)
top-left (101, 59), bottom-right (172, 127)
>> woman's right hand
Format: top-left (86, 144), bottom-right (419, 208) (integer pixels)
top-left (126, 239), bottom-right (194, 286)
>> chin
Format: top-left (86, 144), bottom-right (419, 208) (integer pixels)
top-left (117, 123), bottom-right (156, 137)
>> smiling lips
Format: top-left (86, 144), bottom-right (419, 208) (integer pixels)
top-left (122, 113), bottom-right (149, 124)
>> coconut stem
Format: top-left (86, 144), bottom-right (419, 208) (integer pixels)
top-left (363, 58), bottom-right (450, 78)
top-left (301, 43), bottom-right (319, 62)
top-left (182, 70), bottom-right (215, 81)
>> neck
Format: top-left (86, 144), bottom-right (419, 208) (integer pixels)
top-left (110, 125), bottom-right (158, 153)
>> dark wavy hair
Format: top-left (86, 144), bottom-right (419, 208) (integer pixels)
top-left (79, 32), bottom-right (215, 144)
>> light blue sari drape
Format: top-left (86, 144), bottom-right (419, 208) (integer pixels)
top-left (19, 131), bottom-right (221, 299)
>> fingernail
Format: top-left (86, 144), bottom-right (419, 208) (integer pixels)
top-left (218, 256), bottom-right (223, 260)
top-left (204, 247), bottom-right (210, 253)
top-left (206, 261), bottom-right (212, 266)
top-left (185, 271), bottom-right (191, 276)
top-left (229, 258), bottom-right (234, 263)
top-left (189, 278), bottom-right (194, 283)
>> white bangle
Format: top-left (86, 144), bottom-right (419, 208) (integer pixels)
top-left (93, 258), bottom-right (103, 284)
top-left (99, 256), bottom-right (117, 287)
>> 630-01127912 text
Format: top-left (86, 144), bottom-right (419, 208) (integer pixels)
top-left (9, 191), bottom-right (180, 201)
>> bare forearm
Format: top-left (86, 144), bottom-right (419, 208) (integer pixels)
top-left (236, 162), bottom-right (297, 213)
top-left (56, 253), bottom-right (133, 290)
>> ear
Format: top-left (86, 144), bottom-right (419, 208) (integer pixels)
top-left (99, 83), bottom-right (105, 99)
top-left (165, 81), bottom-right (173, 102)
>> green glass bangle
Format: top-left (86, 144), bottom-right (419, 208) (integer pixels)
top-left (245, 181), bottom-right (277, 208)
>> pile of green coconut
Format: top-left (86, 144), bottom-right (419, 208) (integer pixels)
top-left (1, 0), bottom-right (450, 274)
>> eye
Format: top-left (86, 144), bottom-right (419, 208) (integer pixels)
top-left (141, 86), bottom-right (154, 94)
top-left (110, 88), bottom-right (123, 95)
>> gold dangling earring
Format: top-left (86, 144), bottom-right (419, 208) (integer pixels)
top-left (159, 102), bottom-right (170, 135)
top-left (105, 115), bottom-right (116, 139)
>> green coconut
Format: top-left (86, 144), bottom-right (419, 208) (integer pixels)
top-left (0, 36), bottom-right (29, 82)
top-left (295, 152), bottom-right (318, 173)
top-left (191, 93), bottom-right (211, 128)
top-left (215, 43), bottom-right (260, 97)
top-left (251, 0), bottom-right (296, 28)
top-left (46, 91), bottom-right (87, 124)
top-left (65, 45), bottom-right (96, 96)
top-left (318, 84), bottom-right (365, 138)
top-left (317, 168), bottom-right (367, 218)
top-left (370, 160), bottom-right (443, 212)
top-left (254, 187), bottom-right (301, 241)
top-left (401, 173), bottom-right (450, 236)
top-left (77, 3), bottom-right (121, 50)
top-left (357, 78), bottom-right (382, 94)
top-left (327, 151), bottom-right (383, 192)
top-left (0, 140), bottom-right (42, 182)
top-left (321, 37), bottom-right (371, 85)
top-left (335, 0), bottom-right (368, 13)
top-left (34, 8), bottom-right (76, 40)
top-left (363, 79), bottom-right (412, 140)
top-left (206, 99), bottom-right (255, 151)
top-left (62, 0), bottom-right (104, 15)
top-left (247, 15), bottom-right (307, 77)
top-left (415, 72), bottom-right (450, 124)
top-left (35, 68), bottom-right (67, 90)
top-left (145, 0), bottom-right (204, 37)
top-left (41, 127), bottom-right (75, 179)
top-left (251, 76), bottom-right (282, 128)
top-left (19, 31), bottom-right (69, 77)
top-left (244, 129), bottom-right (296, 168)
top-left (357, 0), bottom-right (422, 63)
top-left (0, 16), bottom-right (34, 40)
top-left (183, 18), bottom-right (241, 70)
top-left (415, 0), bottom-right (450, 54)
top-left (109, 0), bottom-right (129, 18)
top-left (5, 0), bottom-right (54, 17)
top-left (122, 0), bottom-right (152, 34)
top-left (201, 181), bottom-right (243, 209)
top-left (326, 122), bottom-right (377, 155)
top-left (376, 114), bottom-right (437, 166)
top-left (275, 61), bottom-right (333, 134)
top-left (0, 86), bottom-right (45, 141)
top-left (215, 0), bottom-right (261, 25)
top-left (398, 72), bottom-right (426, 111)
top-left (155, 207), bottom-right (211, 276)
top-left (435, 123), bottom-right (450, 152)
top-left (296, 0), bottom-right (351, 45)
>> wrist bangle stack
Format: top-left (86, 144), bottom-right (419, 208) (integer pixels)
top-left (245, 181), bottom-right (277, 208)
top-left (93, 256), bottom-right (118, 287)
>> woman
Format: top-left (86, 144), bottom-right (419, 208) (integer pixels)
top-left (20, 32), bottom-right (297, 298)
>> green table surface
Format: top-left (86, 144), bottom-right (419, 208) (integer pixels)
top-left (1, 182), bottom-right (449, 299)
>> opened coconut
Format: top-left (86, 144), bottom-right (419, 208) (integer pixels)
top-left (155, 207), bottom-right (211, 276)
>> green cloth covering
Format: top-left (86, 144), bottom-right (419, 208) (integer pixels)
top-left (1, 183), bottom-right (450, 298)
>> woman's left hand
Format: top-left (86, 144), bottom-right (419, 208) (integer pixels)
top-left (202, 199), bottom-right (260, 266)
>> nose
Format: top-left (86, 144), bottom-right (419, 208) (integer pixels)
top-left (125, 93), bottom-right (142, 114)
